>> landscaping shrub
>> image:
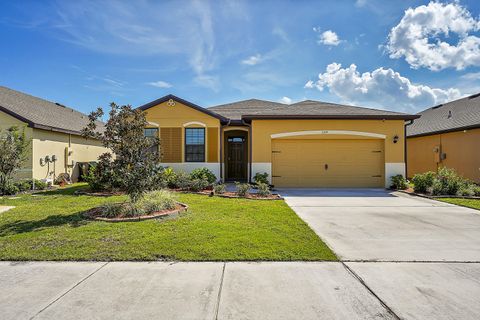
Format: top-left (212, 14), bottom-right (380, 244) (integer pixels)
top-left (162, 167), bottom-right (178, 189)
top-left (0, 126), bottom-right (30, 196)
top-left (175, 171), bottom-right (192, 190)
top-left (235, 182), bottom-right (251, 197)
top-left (100, 190), bottom-right (177, 217)
top-left (30, 179), bottom-right (48, 190)
top-left (0, 180), bottom-right (18, 196)
top-left (411, 171), bottom-right (436, 194)
top-left (190, 168), bottom-right (216, 185)
top-left (253, 172), bottom-right (269, 185)
top-left (390, 174), bottom-right (408, 190)
top-left (189, 178), bottom-right (209, 192)
top-left (15, 180), bottom-right (31, 192)
top-left (433, 167), bottom-right (463, 195)
top-left (256, 182), bottom-right (271, 197)
top-left (456, 184), bottom-right (476, 197)
top-left (213, 183), bottom-right (226, 194)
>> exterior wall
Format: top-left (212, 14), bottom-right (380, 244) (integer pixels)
top-left (251, 119), bottom-right (406, 187)
top-left (0, 111), bottom-right (33, 179)
top-left (32, 129), bottom-right (106, 182)
top-left (407, 128), bottom-right (480, 182)
top-left (144, 99), bottom-right (221, 178)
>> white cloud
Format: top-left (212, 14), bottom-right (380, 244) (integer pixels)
top-left (241, 54), bottom-right (262, 65)
top-left (306, 63), bottom-right (461, 112)
top-left (279, 96), bottom-right (292, 104)
top-left (194, 74), bottom-right (220, 92)
top-left (387, 1), bottom-right (480, 71)
top-left (355, 0), bottom-right (367, 7)
top-left (316, 30), bottom-right (342, 46)
top-left (147, 81), bottom-right (172, 88)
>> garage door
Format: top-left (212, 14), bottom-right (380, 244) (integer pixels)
top-left (272, 139), bottom-right (384, 187)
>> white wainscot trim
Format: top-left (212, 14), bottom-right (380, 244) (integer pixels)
top-left (252, 163), bottom-right (272, 183)
top-left (160, 163), bottom-right (221, 180)
top-left (385, 163), bottom-right (406, 188)
top-left (271, 130), bottom-right (386, 139)
top-left (147, 121), bottom-right (159, 127)
top-left (183, 121), bottom-right (207, 127)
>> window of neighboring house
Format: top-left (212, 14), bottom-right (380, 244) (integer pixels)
top-left (144, 128), bottom-right (159, 155)
top-left (185, 128), bottom-right (205, 162)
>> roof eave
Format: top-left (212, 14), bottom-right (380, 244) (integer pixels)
top-left (407, 123), bottom-right (480, 138)
top-left (241, 114), bottom-right (421, 120)
top-left (138, 94), bottom-right (228, 122)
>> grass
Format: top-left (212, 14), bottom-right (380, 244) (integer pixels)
top-left (0, 184), bottom-right (336, 261)
top-left (437, 198), bottom-right (480, 211)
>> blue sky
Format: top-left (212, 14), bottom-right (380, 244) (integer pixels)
top-left (1, 0), bottom-right (480, 115)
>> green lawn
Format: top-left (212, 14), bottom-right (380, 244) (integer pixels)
top-left (437, 198), bottom-right (480, 211)
top-left (0, 184), bottom-right (336, 261)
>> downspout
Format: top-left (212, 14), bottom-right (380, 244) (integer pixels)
top-left (242, 119), bottom-right (253, 183)
top-left (220, 119), bottom-right (231, 182)
top-left (404, 119), bottom-right (414, 179)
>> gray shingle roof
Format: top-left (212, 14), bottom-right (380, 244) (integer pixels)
top-left (0, 86), bottom-right (104, 135)
top-left (209, 99), bottom-right (418, 120)
top-left (407, 94), bottom-right (480, 137)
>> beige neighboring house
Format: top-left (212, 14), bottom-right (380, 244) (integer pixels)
top-left (0, 86), bottom-right (107, 182)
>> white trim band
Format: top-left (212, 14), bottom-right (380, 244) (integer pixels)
top-left (183, 121), bottom-right (207, 127)
top-left (271, 130), bottom-right (386, 139)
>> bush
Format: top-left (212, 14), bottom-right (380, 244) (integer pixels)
top-left (175, 171), bottom-right (192, 190)
top-left (456, 184), bottom-right (476, 197)
top-left (235, 182), bottom-right (251, 197)
top-left (434, 167), bottom-right (463, 195)
top-left (162, 167), bottom-right (178, 189)
top-left (390, 174), bottom-right (408, 190)
top-left (189, 178), bottom-right (209, 192)
top-left (214, 184), bottom-right (226, 194)
top-left (256, 182), bottom-right (271, 197)
top-left (473, 185), bottom-right (480, 196)
top-left (0, 179), bottom-right (19, 195)
top-left (412, 171), bottom-right (436, 194)
top-left (253, 172), bottom-right (269, 185)
top-left (31, 179), bottom-right (48, 190)
top-left (15, 180), bottom-right (31, 192)
top-left (190, 168), bottom-right (216, 185)
top-left (100, 190), bottom-right (177, 217)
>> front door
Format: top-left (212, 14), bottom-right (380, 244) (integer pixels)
top-left (226, 136), bottom-right (247, 181)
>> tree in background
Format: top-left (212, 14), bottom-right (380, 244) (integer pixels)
top-left (0, 126), bottom-right (30, 194)
top-left (82, 103), bottom-right (160, 203)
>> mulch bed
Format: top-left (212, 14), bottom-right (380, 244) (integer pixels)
top-left (83, 202), bottom-right (188, 222)
top-left (397, 189), bottom-right (480, 200)
top-left (74, 190), bottom-right (125, 197)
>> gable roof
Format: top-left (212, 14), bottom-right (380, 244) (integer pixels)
top-left (138, 94), bottom-right (227, 121)
top-left (0, 86), bottom-right (104, 136)
top-left (407, 94), bottom-right (480, 137)
top-left (209, 98), bottom-right (419, 121)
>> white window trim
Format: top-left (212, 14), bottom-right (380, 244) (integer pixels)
top-left (183, 121), bottom-right (206, 127)
top-left (271, 130), bottom-right (386, 139)
top-left (147, 121), bottom-right (159, 127)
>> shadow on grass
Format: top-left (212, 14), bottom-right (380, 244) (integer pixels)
top-left (0, 211), bottom-right (90, 237)
top-left (36, 184), bottom-right (90, 196)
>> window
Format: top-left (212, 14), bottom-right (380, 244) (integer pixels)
top-left (144, 128), bottom-right (159, 155)
top-left (185, 128), bottom-right (205, 162)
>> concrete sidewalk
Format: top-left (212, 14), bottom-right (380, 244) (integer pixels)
top-left (2, 261), bottom-right (480, 320)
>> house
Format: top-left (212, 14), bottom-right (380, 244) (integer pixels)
top-left (407, 94), bottom-right (480, 183)
top-left (140, 95), bottom-right (419, 188)
top-left (0, 86), bottom-right (107, 182)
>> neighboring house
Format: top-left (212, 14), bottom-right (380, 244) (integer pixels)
top-left (407, 94), bottom-right (480, 183)
top-left (140, 95), bottom-right (418, 188)
top-left (0, 86), bottom-right (107, 182)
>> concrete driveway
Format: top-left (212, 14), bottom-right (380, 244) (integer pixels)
top-left (281, 188), bottom-right (480, 262)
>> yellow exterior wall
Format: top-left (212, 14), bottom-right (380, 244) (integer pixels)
top-left (32, 129), bottom-right (106, 182)
top-left (0, 111), bottom-right (34, 179)
top-left (407, 128), bottom-right (480, 182)
top-left (251, 119), bottom-right (405, 163)
top-left (144, 99), bottom-right (221, 164)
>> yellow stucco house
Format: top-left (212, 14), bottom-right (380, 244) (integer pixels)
top-left (0, 86), bottom-right (107, 182)
top-left (140, 95), bottom-right (419, 188)
top-left (407, 94), bottom-right (480, 183)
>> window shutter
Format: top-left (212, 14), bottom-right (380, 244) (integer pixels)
top-left (160, 127), bottom-right (182, 163)
top-left (207, 127), bottom-right (219, 162)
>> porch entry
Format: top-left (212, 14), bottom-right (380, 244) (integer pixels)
top-left (224, 130), bottom-right (248, 181)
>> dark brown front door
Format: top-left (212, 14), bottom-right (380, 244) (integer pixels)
top-left (226, 136), bottom-right (247, 181)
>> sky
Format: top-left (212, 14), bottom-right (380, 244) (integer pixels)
top-left (2, 0), bottom-right (480, 116)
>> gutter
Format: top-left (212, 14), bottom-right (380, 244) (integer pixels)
top-left (241, 114), bottom-right (421, 121)
top-left (404, 119), bottom-right (414, 179)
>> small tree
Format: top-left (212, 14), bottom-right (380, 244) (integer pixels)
top-left (82, 103), bottom-right (159, 203)
top-left (0, 126), bottom-right (30, 192)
